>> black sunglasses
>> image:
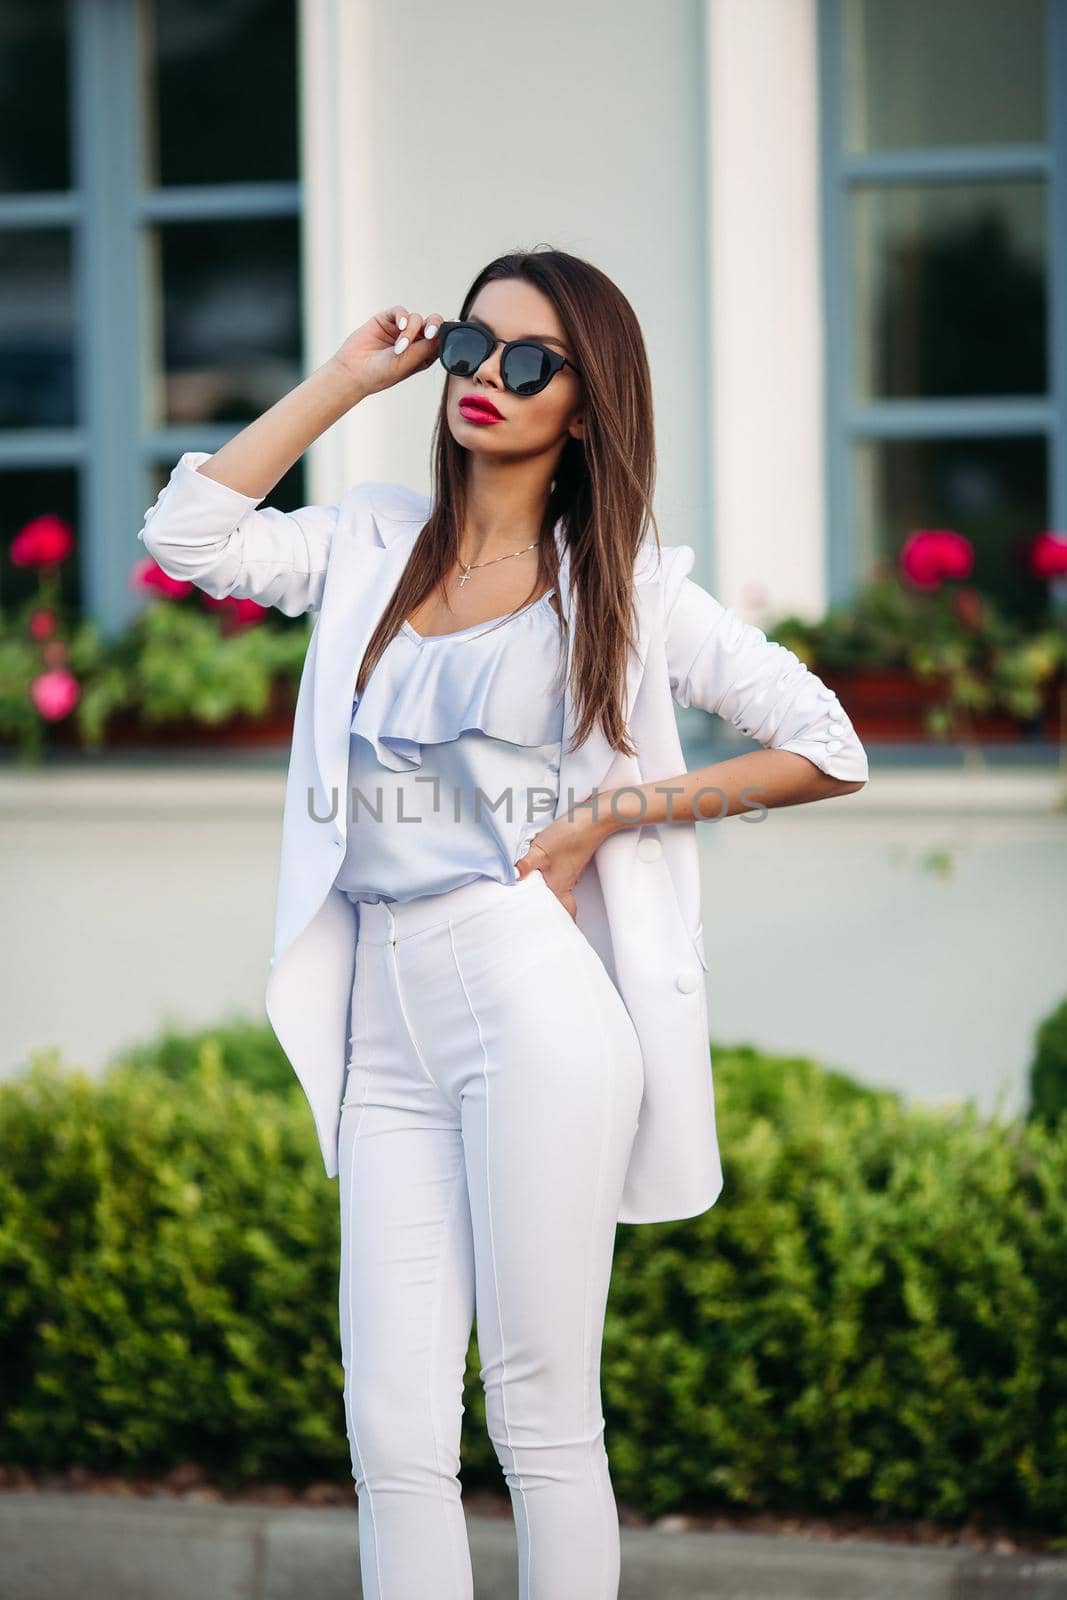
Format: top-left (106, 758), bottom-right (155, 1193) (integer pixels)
top-left (437, 319), bottom-right (580, 396)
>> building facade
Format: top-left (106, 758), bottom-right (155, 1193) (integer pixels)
top-left (1, 0), bottom-right (1062, 640)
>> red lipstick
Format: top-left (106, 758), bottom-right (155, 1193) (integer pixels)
top-left (459, 396), bottom-right (504, 424)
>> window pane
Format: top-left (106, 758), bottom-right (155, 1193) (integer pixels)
top-left (0, 1), bottom-right (70, 193)
top-left (844, 0), bottom-right (1045, 152)
top-left (0, 229), bottom-right (75, 428)
top-left (143, 0), bottom-right (298, 187)
top-left (148, 454), bottom-right (308, 516)
top-left (854, 435), bottom-right (1048, 624)
top-left (144, 217), bottom-right (302, 427)
top-left (851, 181), bottom-right (1046, 401)
top-left (0, 466), bottom-right (82, 614)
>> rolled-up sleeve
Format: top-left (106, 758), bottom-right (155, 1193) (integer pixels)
top-left (663, 546), bottom-right (869, 785)
top-left (137, 450), bottom-right (342, 617)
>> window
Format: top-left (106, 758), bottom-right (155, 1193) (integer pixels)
top-left (818, 0), bottom-right (1064, 627)
top-left (0, 0), bottom-right (305, 632)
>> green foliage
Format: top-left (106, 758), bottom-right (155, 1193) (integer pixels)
top-left (771, 577), bottom-right (1046, 677)
top-left (0, 613), bottom-right (123, 763)
top-left (0, 627), bottom-right (46, 758)
top-left (772, 577), bottom-right (926, 674)
top-left (0, 598), bottom-right (311, 761)
top-left (769, 577), bottom-right (1065, 741)
top-left (2, 1037), bottom-right (1067, 1532)
top-left (1029, 996), bottom-right (1067, 1131)
top-left (609, 1048), bottom-right (1067, 1528)
top-left (109, 1017), bottom-right (299, 1099)
top-left (127, 604), bottom-right (308, 728)
top-left (0, 1049), bottom-right (344, 1489)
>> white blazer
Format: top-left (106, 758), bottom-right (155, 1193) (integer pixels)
top-left (139, 452), bottom-right (869, 1225)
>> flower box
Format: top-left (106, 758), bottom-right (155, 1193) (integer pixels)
top-left (815, 667), bottom-right (1065, 743)
top-left (49, 681), bottom-right (298, 752)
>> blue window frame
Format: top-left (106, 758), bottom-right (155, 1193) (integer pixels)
top-left (818, 0), bottom-right (1067, 627)
top-left (0, 0), bottom-right (304, 635)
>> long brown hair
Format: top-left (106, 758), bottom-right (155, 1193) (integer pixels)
top-left (356, 246), bottom-right (661, 759)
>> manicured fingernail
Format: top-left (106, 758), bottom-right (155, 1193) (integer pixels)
top-left (394, 336), bottom-right (409, 354)
top-left (424, 323), bottom-right (438, 339)
top-left (398, 316), bottom-right (407, 330)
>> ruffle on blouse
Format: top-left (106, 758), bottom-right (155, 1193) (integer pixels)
top-left (351, 602), bottom-right (566, 772)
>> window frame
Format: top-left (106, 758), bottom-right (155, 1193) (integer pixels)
top-left (0, 0), bottom-right (303, 635)
top-left (816, 0), bottom-right (1067, 609)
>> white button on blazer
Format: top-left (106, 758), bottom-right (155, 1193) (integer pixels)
top-left (138, 453), bottom-right (870, 1225)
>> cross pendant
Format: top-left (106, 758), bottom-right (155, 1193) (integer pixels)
top-left (458, 567), bottom-right (471, 587)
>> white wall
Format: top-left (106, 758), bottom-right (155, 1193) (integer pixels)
top-left (705, 0), bottom-right (827, 623)
top-left (4, 768), bottom-right (1064, 1129)
top-left (299, 0), bottom-right (717, 583)
top-left (299, 0), bottom-right (828, 620)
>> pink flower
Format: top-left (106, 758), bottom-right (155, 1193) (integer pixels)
top-left (199, 593), bottom-right (268, 626)
top-left (1029, 531), bottom-right (1067, 580)
top-left (900, 529), bottom-right (974, 589)
top-left (30, 668), bottom-right (80, 720)
top-left (230, 597), bottom-right (268, 625)
top-left (10, 514), bottom-right (75, 568)
top-left (28, 608), bottom-right (56, 640)
top-left (130, 555), bottom-right (194, 600)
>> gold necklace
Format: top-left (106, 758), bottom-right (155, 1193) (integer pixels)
top-left (456, 540), bottom-right (539, 587)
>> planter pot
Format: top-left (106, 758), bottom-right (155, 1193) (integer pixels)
top-left (816, 667), bottom-right (1064, 743)
top-left (51, 682), bottom-right (298, 751)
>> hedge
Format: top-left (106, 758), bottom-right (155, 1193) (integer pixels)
top-left (1, 1033), bottom-right (1065, 1532)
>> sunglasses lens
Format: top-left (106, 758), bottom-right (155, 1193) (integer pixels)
top-left (502, 343), bottom-right (554, 395)
top-left (439, 324), bottom-right (490, 376)
top-left (439, 324), bottom-right (560, 395)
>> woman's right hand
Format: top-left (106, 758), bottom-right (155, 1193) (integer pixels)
top-left (332, 305), bottom-right (445, 398)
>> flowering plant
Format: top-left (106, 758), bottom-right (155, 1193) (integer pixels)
top-left (769, 528), bottom-right (1067, 742)
top-left (0, 513), bottom-right (309, 762)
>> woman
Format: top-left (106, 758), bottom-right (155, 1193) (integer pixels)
top-left (138, 247), bottom-right (869, 1600)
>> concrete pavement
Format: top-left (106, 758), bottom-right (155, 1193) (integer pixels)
top-left (1, 1491), bottom-right (1066, 1599)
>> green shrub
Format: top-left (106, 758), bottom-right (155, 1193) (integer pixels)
top-left (1029, 996), bottom-right (1067, 1131)
top-left (111, 1017), bottom-right (298, 1099)
top-left (2, 1037), bottom-right (1066, 1533)
top-left (0, 1049), bottom-right (344, 1486)
top-left (608, 1055), bottom-right (1067, 1527)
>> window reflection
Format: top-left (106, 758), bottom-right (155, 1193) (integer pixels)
top-left (144, 0), bottom-right (298, 187)
top-left (0, 0), bottom-right (70, 193)
top-left (148, 453), bottom-right (308, 516)
top-left (851, 181), bottom-right (1046, 402)
top-left (145, 216), bottom-right (302, 426)
top-left (0, 229), bottom-right (75, 428)
top-left (844, 0), bottom-right (1045, 152)
top-left (854, 435), bottom-right (1048, 624)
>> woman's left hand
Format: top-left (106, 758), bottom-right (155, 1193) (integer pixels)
top-left (513, 802), bottom-right (608, 921)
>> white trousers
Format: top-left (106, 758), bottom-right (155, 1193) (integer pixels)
top-left (337, 867), bottom-right (645, 1600)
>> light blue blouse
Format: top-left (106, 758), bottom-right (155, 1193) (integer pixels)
top-left (334, 588), bottom-right (566, 905)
